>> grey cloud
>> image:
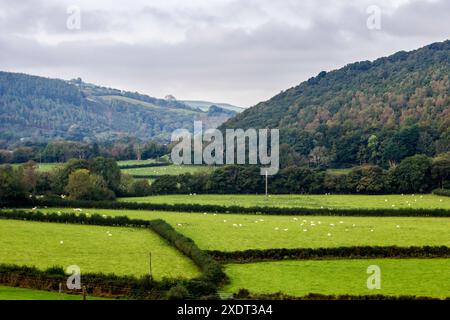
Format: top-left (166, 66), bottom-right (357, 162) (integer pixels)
top-left (0, 0), bottom-right (448, 106)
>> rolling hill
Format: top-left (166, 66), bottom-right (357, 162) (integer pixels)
top-left (223, 40), bottom-right (450, 167)
top-left (0, 73), bottom-right (236, 146)
top-left (181, 100), bottom-right (244, 113)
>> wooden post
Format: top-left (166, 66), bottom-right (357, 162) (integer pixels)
top-left (82, 285), bottom-right (87, 301)
top-left (59, 282), bottom-right (62, 294)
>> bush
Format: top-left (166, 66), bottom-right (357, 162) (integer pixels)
top-left (433, 189), bottom-right (450, 197)
top-left (0, 165), bottom-right (27, 201)
top-left (65, 169), bottom-right (115, 201)
top-left (130, 179), bottom-right (153, 197)
top-left (166, 284), bottom-right (190, 300)
top-left (390, 155), bottom-right (433, 193)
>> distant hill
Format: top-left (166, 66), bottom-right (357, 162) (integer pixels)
top-left (0, 73), bottom-right (236, 146)
top-left (223, 40), bottom-right (450, 167)
top-left (181, 100), bottom-right (244, 113)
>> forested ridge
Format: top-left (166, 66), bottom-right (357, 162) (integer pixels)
top-left (224, 40), bottom-right (450, 167)
top-left (0, 73), bottom-right (235, 147)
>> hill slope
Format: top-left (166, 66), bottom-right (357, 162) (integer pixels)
top-left (223, 40), bottom-right (450, 167)
top-left (0, 73), bottom-right (235, 146)
top-left (181, 100), bottom-right (244, 113)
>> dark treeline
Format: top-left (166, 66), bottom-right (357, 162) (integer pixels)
top-left (1, 153), bottom-right (449, 203)
top-left (0, 139), bottom-right (169, 164)
top-left (151, 153), bottom-right (450, 195)
top-left (0, 157), bottom-right (153, 201)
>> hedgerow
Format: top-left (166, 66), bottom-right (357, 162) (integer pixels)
top-left (206, 246), bottom-right (450, 263)
top-left (119, 163), bottom-right (168, 170)
top-left (2, 198), bottom-right (450, 217)
top-left (433, 189), bottom-right (450, 197)
top-left (130, 175), bottom-right (160, 179)
top-left (0, 264), bottom-right (170, 299)
top-left (234, 289), bottom-right (446, 300)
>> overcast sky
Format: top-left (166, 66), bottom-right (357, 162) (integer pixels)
top-left (0, 0), bottom-right (449, 107)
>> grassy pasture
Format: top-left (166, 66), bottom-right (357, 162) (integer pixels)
top-left (99, 95), bottom-right (198, 115)
top-left (0, 286), bottom-right (106, 300)
top-left (119, 194), bottom-right (450, 210)
top-left (224, 259), bottom-right (450, 298)
top-left (117, 159), bottom-right (160, 166)
top-left (326, 168), bottom-right (352, 175)
top-left (28, 208), bottom-right (450, 251)
top-left (12, 163), bottom-right (62, 172)
top-left (0, 219), bottom-right (200, 279)
top-left (121, 164), bottom-right (215, 177)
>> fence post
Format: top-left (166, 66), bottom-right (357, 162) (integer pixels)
top-left (82, 285), bottom-right (87, 301)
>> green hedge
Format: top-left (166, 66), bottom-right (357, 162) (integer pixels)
top-left (3, 198), bottom-right (450, 217)
top-left (234, 289), bottom-right (445, 300)
top-left (130, 175), bottom-right (160, 179)
top-left (433, 189), bottom-right (450, 197)
top-left (0, 264), bottom-right (171, 299)
top-left (147, 219), bottom-right (226, 284)
top-left (207, 246), bottom-right (450, 263)
top-left (0, 210), bottom-right (226, 299)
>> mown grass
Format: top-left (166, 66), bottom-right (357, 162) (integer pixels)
top-left (223, 258), bottom-right (450, 298)
top-left (0, 219), bottom-right (200, 279)
top-left (27, 208), bottom-right (450, 251)
top-left (0, 286), bottom-right (106, 300)
top-left (119, 194), bottom-right (450, 209)
top-left (121, 165), bottom-right (215, 177)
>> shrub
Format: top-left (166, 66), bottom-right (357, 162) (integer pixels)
top-left (166, 284), bottom-right (190, 300)
top-left (433, 189), bottom-right (450, 197)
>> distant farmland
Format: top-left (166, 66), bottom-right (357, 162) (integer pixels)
top-left (119, 194), bottom-right (450, 210)
top-left (121, 164), bottom-right (215, 177)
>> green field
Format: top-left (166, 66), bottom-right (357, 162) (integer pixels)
top-left (117, 159), bottom-right (160, 166)
top-left (100, 95), bottom-right (198, 115)
top-left (0, 286), bottom-right (106, 300)
top-left (0, 219), bottom-right (199, 279)
top-left (224, 259), bottom-right (450, 298)
top-left (122, 165), bottom-right (215, 177)
top-left (12, 163), bottom-right (62, 172)
top-left (119, 194), bottom-right (450, 209)
top-left (326, 168), bottom-right (352, 175)
top-left (30, 208), bottom-right (450, 251)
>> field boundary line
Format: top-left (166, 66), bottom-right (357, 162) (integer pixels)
top-left (3, 199), bottom-right (450, 217)
top-left (0, 210), bottom-right (226, 299)
top-left (207, 246), bottom-right (450, 263)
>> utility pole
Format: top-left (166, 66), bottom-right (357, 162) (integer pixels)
top-left (265, 170), bottom-right (268, 200)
